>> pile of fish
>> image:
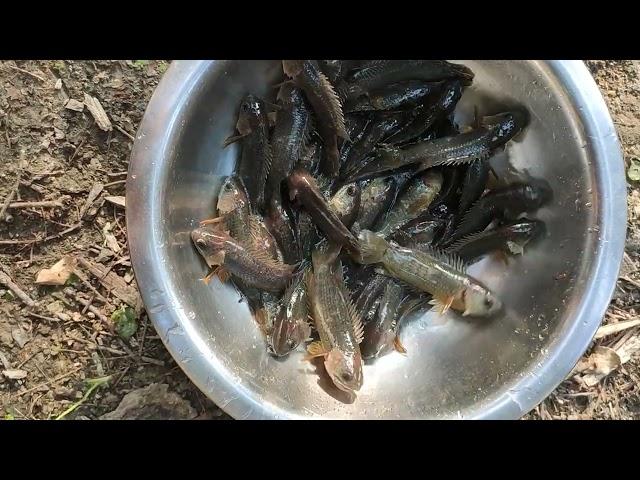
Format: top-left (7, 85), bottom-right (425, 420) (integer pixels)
top-left (191, 60), bottom-right (552, 397)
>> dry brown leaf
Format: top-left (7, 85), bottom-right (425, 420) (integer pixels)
top-left (76, 258), bottom-right (139, 309)
top-left (84, 93), bottom-right (112, 131)
top-left (2, 369), bottom-right (28, 380)
top-left (65, 99), bottom-right (85, 112)
top-left (576, 346), bottom-right (622, 387)
top-left (102, 222), bottom-right (121, 253)
top-left (616, 335), bottom-right (640, 364)
top-left (104, 196), bottom-right (126, 208)
top-left (35, 256), bottom-right (78, 286)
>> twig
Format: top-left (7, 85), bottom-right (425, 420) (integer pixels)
top-left (8, 65), bottom-right (46, 82)
top-left (103, 179), bottom-right (126, 188)
top-left (26, 312), bottom-right (60, 322)
top-left (620, 276), bottom-right (640, 290)
top-left (595, 319), bottom-right (640, 340)
top-left (72, 268), bottom-right (109, 306)
top-left (138, 315), bottom-right (149, 357)
top-left (114, 124), bottom-right (135, 141)
top-left (72, 293), bottom-right (113, 331)
top-left (16, 366), bottom-right (83, 396)
top-left (7, 200), bottom-right (63, 209)
top-left (69, 138), bottom-right (85, 162)
top-left (0, 176), bottom-right (20, 220)
top-left (0, 266), bottom-right (35, 307)
top-left (78, 183), bottom-right (103, 220)
top-left (107, 171), bottom-right (127, 177)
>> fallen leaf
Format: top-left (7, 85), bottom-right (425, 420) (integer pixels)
top-left (11, 327), bottom-right (29, 349)
top-left (2, 369), bottom-right (28, 380)
top-left (575, 346), bottom-right (621, 387)
top-left (54, 78), bottom-right (62, 90)
top-left (102, 223), bottom-right (121, 253)
top-left (35, 256), bottom-right (78, 286)
top-left (65, 99), bottom-right (85, 112)
top-left (112, 306), bottom-right (137, 339)
top-left (628, 158), bottom-right (640, 182)
top-left (616, 335), bottom-right (640, 364)
top-left (104, 196), bottom-right (125, 208)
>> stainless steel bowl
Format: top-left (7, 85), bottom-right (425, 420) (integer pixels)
top-left (127, 61), bottom-right (626, 419)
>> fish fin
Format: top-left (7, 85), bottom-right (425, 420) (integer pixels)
top-left (495, 250), bottom-right (510, 266)
top-left (347, 296), bottom-right (365, 344)
top-left (202, 268), bottom-right (217, 285)
top-left (394, 335), bottom-right (407, 355)
top-left (282, 60), bottom-right (303, 79)
top-left (223, 133), bottom-right (248, 148)
top-left (216, 267), bottom-right (231, 283)
top-left (416, 245), bottom-right (468, 273)
top-left (439, 149), bottom-right (491, 167)
top-left (506, 240), bottom-right (524, 256)
top-left (316, 69), bottom-right (349, 141)
top-left (429, 294), bottom-right (454, 315)
top-left (446, 229), bottom-right (490, 253)
top-left (199, 216), bottom-right (224, 226)
top-left (304, 341), bottom-right (328, 360)
top-left (267, 111), bottom-right (277, 127)
top-left (254, 308), bottom-right (270, 336)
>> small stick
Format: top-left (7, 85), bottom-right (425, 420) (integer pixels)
top-left (0, 268), bottom-right (35, 307)
top-left (8, 65), bottom-right (46, 82)
top-left (26, 312), bottom-right (60, 322)
top-left (8, 200), bottom-right (63, 209)
top-left (107, 171), bottom-right (127, 177)
top-left (16, 367), bottom-right (83, 397)
top-left (72, 294), bottom-right (112, 331)
top-left (103, 179), bottom-right (126, 188)
top-left (620, 276), bottom-right (640, 290)
top-left (595, 319), bottom-right (640, 340)
top-left (0, 176), bottom-right (21, 220)
top-left (114, 124), bottom-right (135, 141)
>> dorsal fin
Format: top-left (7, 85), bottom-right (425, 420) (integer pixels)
top-left (345, 288), bottom-right (365, 344)
top-left (316, 69), bottom-right (349, 141)
top-left (447, 229), bottom-right (492, 253)
top-left (413, 244), bottom-right (468, 273)
top-left (440, 148), bottom-right (491, 167)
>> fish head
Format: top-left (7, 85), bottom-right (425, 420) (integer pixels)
top-left (440, 79), bottom-right (464, 110)
top-left (217, 175), bottom-right (249, 215)
top-left (330, 182), bottom-right (361, 226)
top-left (523, 179), bottom-right (553, 209)
top-left (462, 284), bottom-right (503, 318)
top-left (484, 109), bottom-right (530, 143)
top-left (287, 168), bottom-right (315, 202)
top-left (191, 227), bottom-right (228, 266)
top-left (325, 348), bottom-right (363, 393)
top-left (236, 94), bottom-right (265, 134)
top-left (270, 315), bottom-right (310, 357)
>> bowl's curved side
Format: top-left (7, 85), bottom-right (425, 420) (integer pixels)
top-left (470, 60), bottom-right (626, 418)
top-left (127, 61), bottom-right (275, 419)
top-left (127, 60), bottom-right (627, 420)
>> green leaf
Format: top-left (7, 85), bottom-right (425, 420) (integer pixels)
top-left (628, 158), bottom-right (640, 182)
top-left (132, 60), bottom-right (149, 69)
top-left (111, 306), bottom-right (138, 339)
top-left (4, 413), bottom-right (14, 420)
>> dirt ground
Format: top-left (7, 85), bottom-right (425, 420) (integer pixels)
top-left (0, 60), bottom-right (638, 420)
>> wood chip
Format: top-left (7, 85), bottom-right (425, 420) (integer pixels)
top-left (104, 196), bottom-right (126, 208)
top-left (54, 78), bottom-right (62, 90)
top-left (65, 99), bottom-right (85, 112)
top-left (76, 257), bottom-right (139, 308)
top-left (2, 369), bottom-right (28, 380)
top-left (83, 93), bottom-right (112, 131)
top-left (35, 256), bottom-right (78, 286)
top-left (595, 319), bottom-right (640, 339)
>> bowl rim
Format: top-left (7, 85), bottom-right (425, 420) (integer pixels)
top-left (126, 60), bottom-right (626, 419)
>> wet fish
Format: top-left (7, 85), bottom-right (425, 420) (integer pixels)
top-left (338, 60), bottom-right (474, 101)
top-left (230, 94), bottom-right (273, 212)
top-left (265, 196), bottom-right (301, 264)
top-left (354, 272), bottom-right (389, 324)
top-left (355, 230), bottom-right (502, 317)
top-left (345, 80), bottom-right (439, 113)
top-left (264, 84), bottom-right (311, 206)
top-left (191, 226), bottom-right (294, 293)
top-left (297, 135), bottom-right (323, 174)
top-left (306, 245), bottom-right (364, 394)
top-left (283, 60), bottom-right (348, 178)
top-left (328, 182), bottom-right (361, 228)
top-left (268, 266), bottom-right (312, 357)
top-left (361, 280), bottom-right (405, 360)
top-left (287, 168), bottom-right (360, 253)
top-left (375, 170), bottom-right (443, 237)
top-left (346, 110), bottom-right (528, 182)
top-left (447, 218), bottom-right (546, 263)
top-left (444, 180), bottom-right (552, 246)
top-left (352, 176), bottom-right (397, 231)
top-left (385, 80), bottom-right (463, 145)
top-left (391, 216), bottom-right (444, 246)
top-left (459, 160), bottom-right (490, 214)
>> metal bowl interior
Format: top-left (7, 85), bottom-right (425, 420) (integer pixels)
top-left (127, 61), bottom-right (626, 419)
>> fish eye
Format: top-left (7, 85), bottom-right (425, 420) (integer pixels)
top-left (287, 339), bottom-right (296, 348)
top-left (346, 185), bottom-right (356, 196)
top-left (196, 238), bottom-right (206, 247)
top-left (484, 297), bottom-right (493, 308)
top-left (341, 372), bottom-right (353, 382)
